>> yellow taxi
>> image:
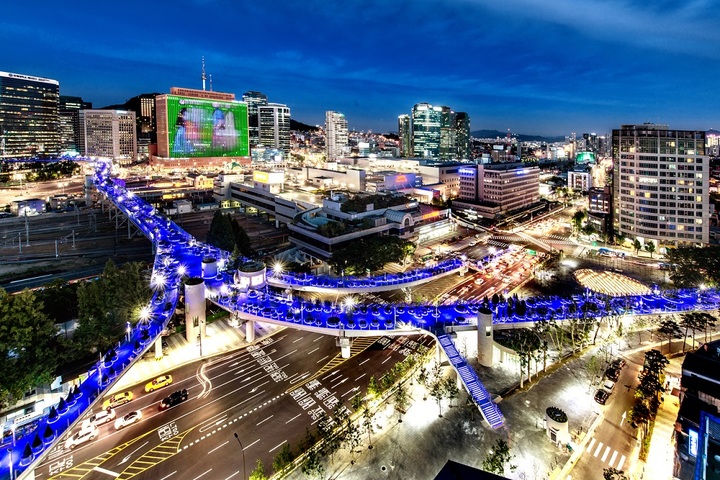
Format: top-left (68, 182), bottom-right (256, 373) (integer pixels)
top-left (102, 391), bottom-right (133, 410)
top-left (145, 375), bottom-right (173, 393)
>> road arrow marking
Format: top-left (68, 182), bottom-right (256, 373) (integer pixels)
top-left (119, 441), bottom-right (149, 464)
top-left (620, 410), bottom-right (627, 426)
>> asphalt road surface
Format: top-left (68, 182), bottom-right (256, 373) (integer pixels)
top-left (37, 329), bottom-right (434, 480)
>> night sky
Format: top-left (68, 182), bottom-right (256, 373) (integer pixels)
top-left (2, 0), bottom-right (719, 136)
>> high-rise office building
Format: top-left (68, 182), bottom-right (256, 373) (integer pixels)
top-left (439, 106), bottom-right (456, 160)
top-left (454, 112), bottom-right (471, 160)
top-left (411, 103), bottom-right (441, 158)
top-left (259, 103), bottom-right (291, 154)
top-left (242, 91), bottom-right (268, 148)
top-left (398, 114), bottom-right (412, 157)
top-left (79, 110), bottom-right (137, 166)
top-left (59, 95), bottom-right (92, 155)
top-left (325, 111), bottom-right (348, 160)
top-left (612, 123), bottom-right (710, 247)
top-left (0, 71), bottom-right (60, 159)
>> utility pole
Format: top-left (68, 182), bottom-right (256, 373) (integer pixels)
top-left (18, 233), bottom-right (22, 254)
top-left (24, 211), bottom-right (29, 246)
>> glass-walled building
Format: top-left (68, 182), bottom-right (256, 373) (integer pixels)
top-left (0, 71), bottom-right (60, 159)
top-left (411, 103), bottom-right (441, 158)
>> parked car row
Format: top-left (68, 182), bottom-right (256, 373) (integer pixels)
top-left (594, 358), bottom-right (626, 405)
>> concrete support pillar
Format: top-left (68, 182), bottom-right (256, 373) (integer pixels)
top-left (154, 337), bottom-right (163, 360)
top-left (477, 307), bottom-right (494, 367)
top-left (339, 337), bottom-right (351, 359)
top-left (184, 278), bottom-right (206, 343)
top-left (245, 320), bottom-right (255, 343)
top-left (202, 257), bottom-right (217, 279)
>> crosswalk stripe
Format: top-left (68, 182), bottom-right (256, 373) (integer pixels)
top-left (601, 446), bottom-right (611, 462)
top-left (617, 455), bottom-right (626, 470)
top-left (608, 451), bottom-right (618, 468)
top-left (586, 438), bottom-right (596, 453)
top-left (593, 442), bottom-right (603, 457)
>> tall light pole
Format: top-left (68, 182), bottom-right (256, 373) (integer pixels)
top-left (233, 432), bottom-right (247, 479)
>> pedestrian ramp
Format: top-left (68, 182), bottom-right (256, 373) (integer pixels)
top-left (437, 334), bottom-right (504, 429)
top-left (585, 437), bottom-right (626, 471)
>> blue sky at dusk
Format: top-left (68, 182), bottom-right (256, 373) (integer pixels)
top-left (2, 0), bottom-right (719, 136)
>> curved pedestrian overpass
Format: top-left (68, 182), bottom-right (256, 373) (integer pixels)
top-left (4, 159), bottom-right (718, 478)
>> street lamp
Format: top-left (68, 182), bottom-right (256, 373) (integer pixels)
top-left (233, 432), bottom-right (247, 480)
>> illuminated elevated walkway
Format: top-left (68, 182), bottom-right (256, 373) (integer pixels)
top-left (5, 160), bottom-right (719, 478)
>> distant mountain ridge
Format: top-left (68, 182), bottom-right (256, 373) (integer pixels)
top-left (471, 129), bottom-right (565, 143)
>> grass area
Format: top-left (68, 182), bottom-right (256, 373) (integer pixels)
top-left (639, 418), bottom-right (655, 461)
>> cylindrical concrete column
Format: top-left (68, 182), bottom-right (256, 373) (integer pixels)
top-left (339, 337), bottom-right (351, 359)
top-left (477, 307), bottom-right (494, 367)
top-left (246, 320), bottom-right (255, 343)
top-left (185, 277), bottom-right (206, 343)
top-left (202, 257), bottom-right (218, 279)
top-left (154, 337), bottom-right (163, 360)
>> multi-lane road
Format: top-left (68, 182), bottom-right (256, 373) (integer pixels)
top-left (38, 329), bottom-right (434, 480)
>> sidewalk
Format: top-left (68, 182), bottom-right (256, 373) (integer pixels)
top-left (108, 317), bottom-right (280, 394)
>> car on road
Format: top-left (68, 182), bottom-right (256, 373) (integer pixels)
top-left (102, 391), bottom-right (133, 410)
top-left (159, 389), bottom-right (189, 410)
top-left (65, 425), bottom-right (98, 449)
top-left (81, 408), bottom-right (116, 429)
top-left (605, 367), bottom-right (621, 382)
top-left (594, 389), bottom-right (610, 404)
top-left (114, 410), bottom-right (142, 430)
top-left (602, 379), bottom-right (616, 392)
top-left (611, 358), bottom-right (627, 370)
top-left (145, 374), bottom-right (173, 393)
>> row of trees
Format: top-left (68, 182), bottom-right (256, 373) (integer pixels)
top-left (629, 349), bottom-right (669, 459)
top-left (665, 245), bottom-right (720, 288)
top-left (0, 260), bottom-right (153, 408)
top-left (654, 312), bottom-right (717, 354)
top-left (328, 236), bottom-right (415, 275)
top-left (206, 210), bottom-right (253, 257)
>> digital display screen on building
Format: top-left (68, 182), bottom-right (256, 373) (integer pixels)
top-left (166, 95), bottom-right (249, 158)
top-left (576, 151), bottom-right (596, 164)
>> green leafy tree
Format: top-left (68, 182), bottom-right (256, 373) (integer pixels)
top-left (657, 318), bottom-right (682, 354)
top-left (35, 279), bottom-right (79, 325)
top-left (633, 238), bottom-right (642, 255)
top-left (680, 312), bottom-right (703, 352)
top-left (0, 289), bottom-right (64, 408)
top-left (663, 246), bottom-right (720, 287)
top-left (571, 209), bottom-right (586, 234)
top-left (272, 443), bottom-right (295, 474)
top-left (367, 376), bottom-right (380, 399)
top-left (230, 218), bottom-right (254, 257)
top-left (301, 446), bottom-right (324, 479)
top-left (361, 402), bottom-right (374, 448)
top-left (481, 439), bottom-right (517, 475)
top-left (629, 401), bottom-right (652, 437)
top-left (207, 210), bottom-right (236, 252)
top-left (644, 240), bottom-right (656, 258)
top-left (394, 383), bottom-right (409, 422)
top-left (249, 459), bottom-right (268, 480)
top-left (443, 377), bottom-right (459, 408)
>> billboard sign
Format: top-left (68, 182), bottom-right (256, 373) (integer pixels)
top-left (167, 95), bottom-right (249, 158)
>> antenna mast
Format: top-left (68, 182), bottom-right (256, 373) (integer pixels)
top-left (201, 56), bottom-right (207, 91)
top-left (209, 74), bottom-right (213, 92)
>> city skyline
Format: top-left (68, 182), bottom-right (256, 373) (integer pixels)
top-left (2, 0), bottom-right (720, 136)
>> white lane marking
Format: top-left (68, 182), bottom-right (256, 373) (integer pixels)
top-left (313, 336), bottom-right (322, 342)
top-left (316, 355), bottom-right (330, 363)
top-left (286, 413), bottom-right (302, 424)
top-left (382, 357), bottom-right (391, 364)
top-left (322, 371), bottom-right (339, 381)
top-left (160, 471), bottom-right (177, 480)
top-left (193, 469), bottom-right (212, 480)
top-left (257, 415), bottom-right (274, 426)
top-left (601, 446), bottom-right (610, 462)
top-left (593, 442), bottom-right (603, 457)
top-left (586, 438), bottom-right (596, 453)
top-left (359, 359), bottom-right (370, 365)
top-left (292, 337), bottom-right (304, 343)
top-left (119, 441), bottom-right (149, 464)
top-left (330, 377), bottom-right (348, 389)
top-left (342, 387), bottom-right (360, 398)
top-left (209, 441), bottom-right (229, 454)
top-left (200, 415), bottom-right (228, 433)
top-left (269, 441), bottom-right (287, 452)
top-left (355, 373), bottom-right (366, 381)
top-left (608, 451), bottom-right (618, 468)
top-left (617, 455), bottom-right (626, 470)
top-left (308, 347), bottom-right (319, 355)
top-left (93, 467), bottom-right (120, 477)
top-left (289, 372), bottom-right (310, 385)
top-left (224, 472), bottom-right (240, 480)
top-left (243, 439), bottom-right (260, 450)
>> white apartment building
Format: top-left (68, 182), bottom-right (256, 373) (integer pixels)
top-left (612, 124), bottom-right (710, 247)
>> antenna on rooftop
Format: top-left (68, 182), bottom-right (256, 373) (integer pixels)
top-left (201, 56), bottom-right (207, 91)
